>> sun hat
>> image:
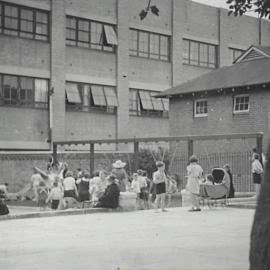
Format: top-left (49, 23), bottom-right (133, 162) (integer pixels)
top-left (189, 155), bottom-right (198, 163)
top-left (156, 161), bottom-right (165, 167)
top-left (112, 160), bottom-right (126, 169)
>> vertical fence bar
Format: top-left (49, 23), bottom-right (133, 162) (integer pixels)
top-left (90, 143), bottom-right (95, 176)
top-left (53, 143), bottom-right (57, 164)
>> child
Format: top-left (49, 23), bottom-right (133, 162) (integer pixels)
top-left (37, 181), bottom-right (48, 211)
top-left (166, 176), bottom-right (178, 207)
top-left (252, 153), bottom-right (264, 199)
top-left (46, 181), bottom-right (63, 210)
top-left (131, 173), bottom-right (141, 209)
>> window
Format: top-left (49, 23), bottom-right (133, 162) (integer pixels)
top-left (129, 89), bottom-right (169, 118)
top-left (0, 2), bottom-right (49, 41)
top-left (229, 48), bottom-right (244, 63)
top-left (66, 16), bottom-right (117, 52)
top-left (129, 29), bottom-right (170, 61)
top-left (194, 99), bottom-right (208, 117)
top-left (0, 74), bottom-right (48, 108)
top-left (183, 39), bottom-right (217, 68)
top-left (65, 82), bottom-right (118, 114)
top-left (234, 95), bottom-right (249, 113)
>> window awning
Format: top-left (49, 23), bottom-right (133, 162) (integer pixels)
top-left (103, 25), bottom-right (118, 45)
top-left (139, 91), bottom-right (153, 110)
top-left (91, 85), bottom-right (106, 106)
top-left (66, 83), bottom-right (81, 103)
top-left (162, 98), bottom-right (169, 111)
top-left (104, 86), bottom-right (118, 107)
top-left (151, 96), bottom-right (164, 111)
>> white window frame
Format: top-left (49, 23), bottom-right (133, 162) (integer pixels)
top-left (233, 94), bottom-right (250, 114)
top-left (194, 99), bottom-right (208, 117)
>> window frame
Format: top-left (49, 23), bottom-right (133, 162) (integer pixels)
top-left (66, 15), bottom-right (117, 52)
top-left (233, 94), bottom-right (250, 114)
top-left (129, 28), bottom-right (170, 61)
top-left (194, 99), bottom-right (208, 118)
top-left (183, 39), bottom-right (217, 69)
top-left (0, 1), bottom-right (49, 41)
top-left (0, 73), bottom-right (48, 108)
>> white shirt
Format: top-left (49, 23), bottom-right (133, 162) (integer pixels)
top-left (252, 160), bottom-right (263, 174)
top-left (63, 177), bottom-right (76, 191)
top-left (138, 176), bottom-right (147, 189)
top-left (131, 180), bottom-right (141, 193)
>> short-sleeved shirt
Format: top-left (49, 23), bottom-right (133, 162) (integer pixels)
top-left (63, 177), bottom-right (76, 191)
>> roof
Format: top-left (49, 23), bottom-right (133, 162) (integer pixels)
top-left (156, 56), bottom-right (270, 98)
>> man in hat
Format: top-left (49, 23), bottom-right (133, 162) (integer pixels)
top-left (112, 160), bottom-right (129, 192)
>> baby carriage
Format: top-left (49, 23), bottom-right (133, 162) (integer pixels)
top-left (199, 168), bottom-right (230, 208)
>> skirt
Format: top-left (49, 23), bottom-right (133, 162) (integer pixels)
top-left (253, 173), bottom-right (262, 184)
top-left (156, 182), bottom-right (166, 195)
top-left (51, 200), bottom-right (60, 210)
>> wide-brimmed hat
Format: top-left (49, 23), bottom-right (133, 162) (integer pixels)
top-left (156, 161), bottom-right (165, 167)
top-left (112, 160), bottom-right (126, 169)
top-left (189, 155), bottom-right (198, 163)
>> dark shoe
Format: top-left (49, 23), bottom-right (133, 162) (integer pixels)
top-left (188, 208), bottom-right (201, 212)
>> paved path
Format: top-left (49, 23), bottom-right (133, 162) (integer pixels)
top-left (0, 207), bottom-right (254, 270)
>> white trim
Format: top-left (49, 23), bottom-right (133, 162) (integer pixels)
top-left (227, 43), bottom-right (248, 51)
top-left (66, 10), bottom-right (116, 25)
top-left (129, 23), bottom-right (171, 36)
top-left (233, 94), bottom-right (250, 114)
top-left (0, 65), bottom-right (50, 79)
top-left (129, 81), bottom-right (170, 92)
top-left (183, 34), bottom-right (218, 45)
top-left (66, 73), bottom-right (116, 86)
top-left (194, 99), bottom-right (208, 118)
top-left (0, 141), bottom-right (50, 150)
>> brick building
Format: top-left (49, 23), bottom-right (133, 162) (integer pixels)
top-left (0, 0), bottom-right (270, 151)
top-left (157, 45), bottom-right (270, 153)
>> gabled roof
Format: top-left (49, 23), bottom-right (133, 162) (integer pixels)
top-left (234, 45), bottom-right (270, 63)
top-left (156, 56), bottom-right (270, 98)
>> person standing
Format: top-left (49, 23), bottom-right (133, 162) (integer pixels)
top-left (63, 171), bottom-right (78, 199)
top-left (30, 167), bottom-right (43, 202)
top-left (111, 160), bottom-right (129, 192)
top-left (252, 153), bottom-right (264, 199)
top-left (186, 155), bottom-right (203, 212)
top-left (224, 164), bottom-right (235, 198)
top-left (153, 161), bottom-right (168, 212)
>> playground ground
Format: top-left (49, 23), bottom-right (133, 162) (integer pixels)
top-left (0, 206), bottom-right (254, 270)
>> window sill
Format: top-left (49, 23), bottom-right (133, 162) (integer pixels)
top-left (194, 114), bottom-right (208, 118)
top-left (129, 54), bottom-right (170, 63)
top-left (0, 32), bottom-right (49, 43)
top-left (129, 111), bottom-right (169, 118)
top-left (0, 103), bottom-right (48, 110)
top-left (66, 44), bottom-right (115, 54)
top-left (183, 63), bottom-right (217, 69)
top-left (233, 111), bottom-right (249, 115)
top-left (66, 106), bottom-right (116, 115)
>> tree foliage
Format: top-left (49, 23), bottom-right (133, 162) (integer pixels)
top-left (139, 0), bottom-right (159, 20)
top-left (227, 0), bottom-right (270, 19)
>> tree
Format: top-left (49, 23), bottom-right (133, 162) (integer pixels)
top-left (139, 0), bottom-right (159, 20)
top-left (226, 0), bottom-right (270, 19)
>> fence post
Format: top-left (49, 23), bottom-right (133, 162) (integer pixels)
top-left (90, 143), bottom-right (95, 175)
top-left (53, 143), bottom-right (57, 164)
top-left (188, 139), bottom-right (194, 159)
top-left (134, 140), bottom-right (139, 172)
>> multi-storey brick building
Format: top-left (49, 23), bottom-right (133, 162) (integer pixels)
top-left (0, 0), bottom-right (270, 151)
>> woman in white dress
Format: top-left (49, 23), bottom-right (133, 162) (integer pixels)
top-left (186, 155), bottom-right (203, 212)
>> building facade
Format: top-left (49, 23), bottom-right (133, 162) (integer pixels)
top-left (0, 0), bottom-right (270, 151)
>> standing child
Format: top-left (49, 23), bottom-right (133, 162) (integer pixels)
top-left (252, 153), bottom-right (264, 199)
top-left (131, 173), bottom-right (141, 209)
top-left (37, 181), bottom-right (48, 211)
top-left (46, 181), bottom-right (63, 210)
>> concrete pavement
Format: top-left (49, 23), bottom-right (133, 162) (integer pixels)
top-left (0, 207), bottom-right (254, 270)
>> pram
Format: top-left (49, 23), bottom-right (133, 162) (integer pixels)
top-left (199, 168), bottom-right (230, 208)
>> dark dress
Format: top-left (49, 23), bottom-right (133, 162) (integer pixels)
top-left (96, 183), bottom-right (120, 209)
top-left (77, 179), bottom-right (90, 202)
top-left (227, 170), bottom-right (235, 198)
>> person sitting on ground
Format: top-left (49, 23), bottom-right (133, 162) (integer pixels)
top-left (89, 171), bottom-right (102, 205)
top-left (46, 180), bottom-right (63, 210)
top-left (63, 171), bottom-right (78, 199)
top-left (95, 175), bottom-right (120, 209)
top-left (76, 170), bottom-right (90, 202)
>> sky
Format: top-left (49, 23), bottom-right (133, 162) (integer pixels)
top-left (192, 0), bottom-right (257, 17)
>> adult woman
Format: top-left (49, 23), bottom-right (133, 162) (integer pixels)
top-left (76, 171), bottom-right (90, 202)
top-left (111, 160), bottom-right (129, 192)
top-left (186, 155), bottom-right (203, 212)
top-left (224, 164), bottom-right (235, 198)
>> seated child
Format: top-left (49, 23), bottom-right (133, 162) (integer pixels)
top-left (203, 174), bottom-right (214, 185)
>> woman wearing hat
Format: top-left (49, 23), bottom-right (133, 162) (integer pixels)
top-left (186, 155), bottom-right (203, 212)
top-left (111, 160), bottom-right (129, 192)
top-left (153, 161), bottom-right (168, 212)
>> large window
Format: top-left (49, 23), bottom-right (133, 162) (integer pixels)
top-left (234, 95), bottom-right (249, 113)
top-left (194, 99), bottom-right (208, 117)
top-left (0, 74), bottom-right (48, 108)
top-left (183, 39), bottom-right (217, 68)
top-left (129, 89), bottom-right (169, 118)
top-left (129, 29), bottom-right (170, 61)
top-left (229, 47), bottom-right (244, 63)
top-left (65, 82), bottom-right (118, 114)
top-left (66, 16), bottom-right (117, 52)
top-left (0, 1), bottom-right (49, 41)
